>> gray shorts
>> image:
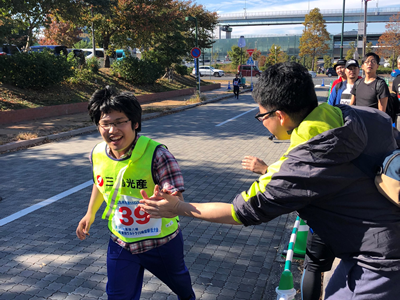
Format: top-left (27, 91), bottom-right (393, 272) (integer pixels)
top-left (325, 259), bottom-right (400, 299)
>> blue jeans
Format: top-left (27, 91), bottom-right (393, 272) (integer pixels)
top-left (106, 231), bottom-right (195, 300)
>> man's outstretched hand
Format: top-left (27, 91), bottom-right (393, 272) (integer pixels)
top-left (241, 156), bottom-right (268, 175)
top-left (139, 185), bottom-right (180, 218)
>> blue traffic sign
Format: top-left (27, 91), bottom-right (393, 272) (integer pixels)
top-left (191, 47), bottom-right (201, 58)
top-left (246, 57), bottom-right (254, 65)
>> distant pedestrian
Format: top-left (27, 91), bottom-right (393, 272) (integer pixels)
top-left (233, 74), bottom-right (241, 99)
top-left (76, 86), bottom-right (195, 300)
top-left (350, 52), bottom-right (389, 113)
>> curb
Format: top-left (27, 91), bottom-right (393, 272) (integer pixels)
top-left (0, 89), bottom-right (251, 154)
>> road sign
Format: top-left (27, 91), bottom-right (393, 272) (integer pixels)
top-left (246, 57), bottom-right (254, 65)
top-left (191, 47), bottom-right (201, 58)
top-left (246, 49), bottom-right (255, 57)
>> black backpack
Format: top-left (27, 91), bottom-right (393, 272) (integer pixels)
top-left (354, 78), bottom-right (400, 123)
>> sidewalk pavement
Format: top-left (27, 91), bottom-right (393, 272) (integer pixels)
top-left (0, 82), bottom-right (248, 153)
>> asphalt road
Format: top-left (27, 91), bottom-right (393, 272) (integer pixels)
top-left (0, 93), bottom-right (301, 300)
top-left (208, 75), bottom-right (333, 87)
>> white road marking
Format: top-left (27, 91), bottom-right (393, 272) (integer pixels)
top-left (0, 180), bottom-right (92, 226)
top-left (216, 107), bottom-right (258, 127)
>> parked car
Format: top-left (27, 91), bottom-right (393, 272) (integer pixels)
top-left (325, 67), bottom-right (337, 77)
top-left (0, 44), bottom-right (21, 55)
top-left (81, 48), bottom-right (106, 59)
top-left (237, 65), bottom-right (261, 77)
top-left (115, 49), bottom-right (127, 61)
top-left (308, 70), bottom-right (317, 78)
top-left (80, 48), bottom-right (117, 65)
top-left (30, 45), bottom-right (68, 56)
top-left (192, 66), bottom-right (224, 77)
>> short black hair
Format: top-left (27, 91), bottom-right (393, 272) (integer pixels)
top-left (88, 86), bottom-right (142, 132)
top-left (363, 52), bottom-right (380, 65)
top-left (252, 62), bottom-right (318, 124)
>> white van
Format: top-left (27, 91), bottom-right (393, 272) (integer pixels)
top-left (80, 48), bottom-right (115, 65)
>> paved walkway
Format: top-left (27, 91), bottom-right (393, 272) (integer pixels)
top-left (0, 83), bottom-right (242, 153)
top-left (0, 83), bottom-right (331, 300)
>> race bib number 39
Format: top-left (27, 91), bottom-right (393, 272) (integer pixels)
top-left (112, 195), bottom-right (162, 239)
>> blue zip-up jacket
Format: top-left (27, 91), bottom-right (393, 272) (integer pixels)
top-left (232, 103), bottom-right (400, 271)
top-left (328, 81), bottom-right (346, 106)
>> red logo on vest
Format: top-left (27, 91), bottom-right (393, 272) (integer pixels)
top-left (97, 175), bottom-right (104, 187)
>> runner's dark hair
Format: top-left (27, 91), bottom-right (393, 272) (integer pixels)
top-left (88, 85), bottom-right (142, 132)
top-left (252, 62), bottom-right (318, 124)
top-left (362, 52), bottom-right (380, 65)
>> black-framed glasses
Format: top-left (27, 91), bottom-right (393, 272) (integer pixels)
top-left (255, 109), bottom-right (278, 122)
top-left (98, 119), bottom-right (131, 130)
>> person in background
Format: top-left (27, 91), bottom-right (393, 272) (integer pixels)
top-left (331, 59), bottom-right (347, 89)
top-left (140, 62), bottom-right (400, 300)
top-left (328, 59), bottom-right (360, 106)
top-left (233, 74), bottom-right (241, 99)
top-left (350, 52), bottom-right (389, 112)
top-left (76, 87), bottom-right (195, 300)
top-left (392, 55), bottom-right (400, 100)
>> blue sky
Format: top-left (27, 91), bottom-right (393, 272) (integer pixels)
top-left (194, 0), bottom-right (400, 36)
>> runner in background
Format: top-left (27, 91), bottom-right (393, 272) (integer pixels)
top-left (233, 74), bottom-right (241, 99)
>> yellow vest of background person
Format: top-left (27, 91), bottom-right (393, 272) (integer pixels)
top-left (92, 136), bottom-right (179, 243)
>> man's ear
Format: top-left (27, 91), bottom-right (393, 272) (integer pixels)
top-left (276, 110), bottom-right (297, 130)
top-left (275, 110), bottom-right (289, 126)
top-left (133, 122), bottom-right (139, 130)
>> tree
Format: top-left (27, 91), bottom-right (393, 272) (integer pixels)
top-left (345, 41), bottom-right (357, 60)
top-left (143, 0), bottom-right (218, 78)
top-left (366, 42), bottom-right (373, 54)
top-left (74, 39), bottom-right (92, 49)
top-left (39, 15), bottom-right (82, 47)
top-left (65, 0), bottom-right (217, 68)
top-left (0, 13), bottom-right (27, 47)
top-left (323, 55), bottom-right (332, 69)
top-left (252, 48), bottom-right (262, 61)
top-left (7, 0), bottom-right (72, 50)
top-left (376, 13), bottom-right (400, 69)
top-left (299, 8), bottom-right (330, 70)
top-left (265, 44), bottom-right (287, 67)
top-left (227, 45), bottom-right (247, 68)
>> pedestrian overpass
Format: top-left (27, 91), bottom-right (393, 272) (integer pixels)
top-left (216, 7), bottom-right (400, 38)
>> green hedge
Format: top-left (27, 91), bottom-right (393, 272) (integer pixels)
top-left (175, 65), bottom-right (188, 76)
top-left (0, 51), bottom-right (73, 89)
top-left (112, 57), bottom-right (164, 85)
top-left (377, 67), bottom-right (392, 75)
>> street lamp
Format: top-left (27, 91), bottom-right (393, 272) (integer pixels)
top-left (238, 36), bottom-right (246, 77)
top-left (274, 46), bottom-right (277, 64)
top-left (185, 16), bottom-right (200, 93)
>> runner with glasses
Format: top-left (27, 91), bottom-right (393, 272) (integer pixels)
top-left (76, 86), bottom-right (195, 300)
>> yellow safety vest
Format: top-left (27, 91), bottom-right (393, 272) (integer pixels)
top-left (92, 136), bottom-right (179, 243)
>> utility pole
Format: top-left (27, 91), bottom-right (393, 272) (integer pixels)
top-left (340, 0), bottom-right (345, 59)
top-left (362, 0), bottom-right (371, 58)
top-left (91, 6), bottom-right (96, 60)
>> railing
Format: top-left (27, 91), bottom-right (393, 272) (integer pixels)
top-left (218, 7), bottom-right (400, 20)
